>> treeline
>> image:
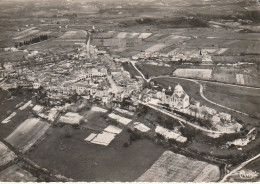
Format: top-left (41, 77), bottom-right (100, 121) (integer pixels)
top-left (15, 34), bottom-right (50, 48)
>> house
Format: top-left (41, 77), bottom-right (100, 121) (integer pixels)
top-left (161, 84), bottom-right (190, 109)
top-left (219, 112), bottom-right (232, 121)
top-left (33, 82), bottom-right (41, 89)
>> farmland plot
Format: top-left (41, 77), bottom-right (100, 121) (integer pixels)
top-left (145, 43), bottom-right (168, 52)
top-left (13, 30), bottom-right (40, 40)
top-left (5, 118), bottom-right (50, 153)
top-left (0, 141), bottom-right (17, 168)
top-left (59, 30), bottom-right (87, 39)
top-left (137, 151), bottom-right (220, 182)
top-left (0, 164), bottom-right (36, 182)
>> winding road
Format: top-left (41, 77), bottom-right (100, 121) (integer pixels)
top-left (220, 153), bottom-right (260, 182)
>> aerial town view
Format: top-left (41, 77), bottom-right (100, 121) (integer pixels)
top-left (0, 0), bottom-right (260, 182)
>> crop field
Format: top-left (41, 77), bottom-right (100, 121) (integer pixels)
top-left (13, 30), bottom-right (40, 40)
top-left (5, 118), bottom-right (51, 153)
top-left (0, 164), bottom-right (37, 182)
top-left (26, 38), bottom-right (79, 52)
top-left (0, 141), bottom-right (17, 168)
top-left (0, 93), bottom-right (33, 138)
top-left (212, 73), bottom-right (236, 83)
top-left (173, 68), bottom-right (212, 80)
top-left (235, 74), bottom-right (260, 87)
top-left (58, 30), bottom-right (87, 40)
top-left (145, 43), bottom-right (168, 52)
top-left (136, 64), bottom-right (174, 77)
top-left (226, 40), bottom-right (260, 55)
top-left (203, 82), bottom-right (260, 117)
top-left (137, 151), bottom-right (220, 182)
top-left (160, 35), bottom-right (191, 44)
top-left (27, 126), bottom-right (165, 181)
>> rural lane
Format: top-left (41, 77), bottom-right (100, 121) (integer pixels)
top-left (220, 153), bottom-right (260, 182)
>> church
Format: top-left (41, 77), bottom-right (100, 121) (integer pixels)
top-left (161, 84), bottom-right (190, 109)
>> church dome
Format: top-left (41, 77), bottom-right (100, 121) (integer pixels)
top-left (174, 84), bottom-right (183, 92)
top-left (174, 84), bottom-right (184, 97)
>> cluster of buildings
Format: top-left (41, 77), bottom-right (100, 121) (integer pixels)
top-left (0, 43), bottom-right (146, 109)
top-left (138, 83), bottom-right (242, 133)
top-left (131, 49), bottom-right (213, 64)
top-left (0, 38), bottom-right (243, 135)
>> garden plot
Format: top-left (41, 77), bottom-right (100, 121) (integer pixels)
top-left (5, 118), bottom-right (50, 153)
top-left (85, 125), bottom-right (122, 146)
top-left (138, 33), bottom-right (152, 39)
top-left (0, 141), bottom-right (17, 168)
top-left (91, 106), bottom-right (107, 113)
top-left (90, 132), bottom-right (116, 146)
top-left (104, 125), bottom-right (122, 134)
top-left (115, 108), bottom-right (134, 116)
top-left (32, 105), bottom-right (44, 113)
top-left (155, 126), bottom-right (187, 143)
top-left (108, 113), bottom-right (132, 125)
top-left (1, 112), bottom-right (17, 124)
top-left (59, 112), bottom-right (83, 125)
top-left (0, 164), bottom-right (37, 182)
top-left (137, 151), bottom-right (220, 182)
top-left (236, 74), bottom-right (245, 85)
top-left (18, 100), bottom-right (32, 110)
top-left (133, 122), bottom-right (150, 133)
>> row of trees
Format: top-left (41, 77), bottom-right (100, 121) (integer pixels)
top-left (15, 34), bottom-right (50, 48)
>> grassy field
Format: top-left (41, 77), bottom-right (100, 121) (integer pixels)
top-left (27, 125), bottom-right (165, 181)
top-left (0, 141), bottom-right (17, 168)
top-left (0, 164), bottom-right (37, 182)
top-left (0, 51), bottom-right (25, 64)
top-left (5, 118), bottom-right (51, 153)
top-left (0, 91), bottom-right (34, 139)
top-left (136, 64), bottom-right (174, 77)
top-left (203, 82), bottom-right (260, 117)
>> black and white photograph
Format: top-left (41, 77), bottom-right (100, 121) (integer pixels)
top-left (0, 0), bottom-right (259, 182)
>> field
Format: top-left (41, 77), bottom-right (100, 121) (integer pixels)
top-left (136, 64), bottom-right (174, 77)
top-left (0, 164), bottom-right (37, 182)
top-left (136, 150), bottom-right (220, 182)
top-left (0, 91), bottom-right (33, 138)
top-left (203, 82), bottom-right (260, 117)
top-left (58, 30), bottom-right (87, 40)
top-left (27, 126), bottom-right (165, 181)
top-left (5, 118), bottom-right (51, 153)
top-left (0, 51), bottom-right (25, 64)
top-left (0, 141), bottom-right (17, 168)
